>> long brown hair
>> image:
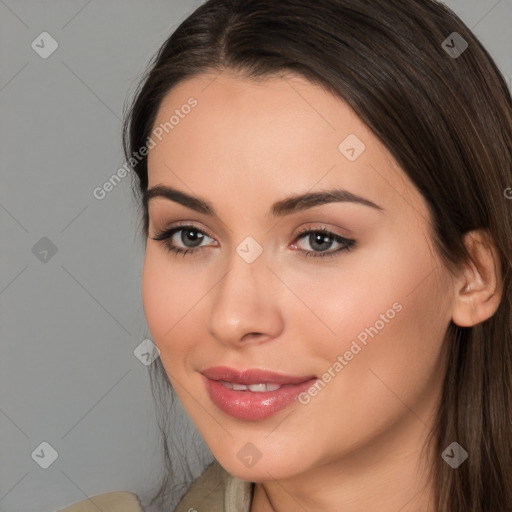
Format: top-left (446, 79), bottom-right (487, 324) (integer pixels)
top-left (123, 1), bottom-right (512, 510)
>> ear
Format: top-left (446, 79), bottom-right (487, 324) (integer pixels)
top-left (451, 229), bottom-right (503, 327)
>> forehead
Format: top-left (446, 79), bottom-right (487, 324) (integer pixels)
top-left (147, 71), bottom-right (426, 220)
top-left (150, 70), bottom-right (368, 155)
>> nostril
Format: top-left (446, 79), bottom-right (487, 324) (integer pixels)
top-left (240, 332), bottom-right (265, 342)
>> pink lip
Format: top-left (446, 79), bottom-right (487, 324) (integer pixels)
top-left (201, 366), bottom-right (315, 385)
top-left (201, 366), bottom-right (317, 421)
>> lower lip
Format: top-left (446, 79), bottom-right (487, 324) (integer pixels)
top-left (203, 376), bottom-right (318, 421)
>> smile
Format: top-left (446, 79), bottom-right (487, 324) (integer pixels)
top-left (200, 366), bottom-right (318, 420)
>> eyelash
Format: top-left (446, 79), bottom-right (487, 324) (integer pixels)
top-left (150, 223), bottom-right (356, 259)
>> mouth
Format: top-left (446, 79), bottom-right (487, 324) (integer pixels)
top-left (200, 366), bottom-right (318, 421)
top-left (216, 381), bottom-right (284, 392)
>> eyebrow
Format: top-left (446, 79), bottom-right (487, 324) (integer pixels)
top-left (143, 184), bottom-right (385, 218)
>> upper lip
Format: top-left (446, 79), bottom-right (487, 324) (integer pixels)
top-left (200, 366), bottom-right (316, 385)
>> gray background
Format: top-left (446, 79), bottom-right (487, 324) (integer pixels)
top-left (0, 1), bottom-right (510, 511)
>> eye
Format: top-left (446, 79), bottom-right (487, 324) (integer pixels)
top-left (150, 224), bottom-right (217, 257)
top-left (150, 223), bottom-right (356, 260)
top-left (292, 227), bottom-right (356, 259)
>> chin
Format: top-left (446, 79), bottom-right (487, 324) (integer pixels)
top-left (212, 446), bottom-right (307, 483)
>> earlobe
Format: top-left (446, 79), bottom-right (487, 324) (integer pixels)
top-left (451, 229), bottom-right (503, 327)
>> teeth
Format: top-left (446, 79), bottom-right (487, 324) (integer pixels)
top-left (260, 383), bottom-right (282, 391)
top-left (220, 381), bottom-right (283, 392)
top-left (248, 383), bottom-right (268, 392)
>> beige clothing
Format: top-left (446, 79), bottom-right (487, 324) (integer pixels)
top-left (56, 460), bottom-right (253, 512)
top-left (174, 459), bottom-right (254, 512)
top-left (57, 491), bottom-right (143, 511)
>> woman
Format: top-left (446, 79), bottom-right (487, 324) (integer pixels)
top-left (121, 0), bottom-right (512, 510)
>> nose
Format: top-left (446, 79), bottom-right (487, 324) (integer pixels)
top-left (206, 246), bottom-right (284, 347)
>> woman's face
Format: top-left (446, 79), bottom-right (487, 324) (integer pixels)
top-left (143, 70), bottom-right (455, 482)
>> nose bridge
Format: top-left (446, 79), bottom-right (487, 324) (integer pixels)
top-left (207, 239), bottom-right (283, 345)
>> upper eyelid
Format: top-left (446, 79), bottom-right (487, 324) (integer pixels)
top-left (295, 224), bottom-right (351, 237)
top-left (153, 223), bottom-right (353, 244)
top-left (153, 222), bottom-right (216, 240)
top-left (147, 205), bottom-right (356, 237)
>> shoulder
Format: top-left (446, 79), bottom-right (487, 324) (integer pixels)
top-left (57, 491), bottom-right (143, 511)
top-left (174, 459), bottom-right (253, 512)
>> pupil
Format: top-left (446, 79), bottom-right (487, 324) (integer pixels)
top-left (182, 229), bottom-right (204, 248)
top-left (310, 232), bottom-right (332, 251)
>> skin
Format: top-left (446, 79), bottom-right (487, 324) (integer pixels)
top-left (142, 70), bottom-right (502, 512)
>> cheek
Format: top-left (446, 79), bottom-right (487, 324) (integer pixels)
top-left (141, 247), bottom-right (207, 364)
top-left (293, 233), bottom-right (450, 431)
top-left (286, 226), bottom-right (451, 394)
top-left (308, 227), bottom-right (449, 359)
